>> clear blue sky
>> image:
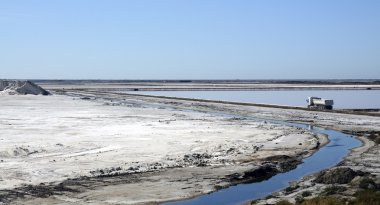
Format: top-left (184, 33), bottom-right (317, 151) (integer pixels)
top-left (1, 0), bottom-right (379, 79)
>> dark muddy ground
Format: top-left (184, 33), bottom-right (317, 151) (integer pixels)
top-left (0, 155), bottom-right (302, 204)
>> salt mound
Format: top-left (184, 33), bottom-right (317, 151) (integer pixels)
top-left (0, 80), bottom-right (50, 95)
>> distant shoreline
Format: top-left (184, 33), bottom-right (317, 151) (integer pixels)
top-left (31, 79), bottom-right (380, 85)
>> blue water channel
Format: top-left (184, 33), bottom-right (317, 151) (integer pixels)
top-left (164, 122), bottom-right (362, 205)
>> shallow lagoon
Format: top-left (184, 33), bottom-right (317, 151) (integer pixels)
top-left (130, 90), bottom-right (380, 109)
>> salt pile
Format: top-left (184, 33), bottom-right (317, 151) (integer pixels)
top-left (0, 80), bottom-right (50, 95)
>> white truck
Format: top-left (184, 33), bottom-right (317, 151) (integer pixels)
top-left (307, 97), bottom-right (334, 110)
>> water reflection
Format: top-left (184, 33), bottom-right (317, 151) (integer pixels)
top-left (129, 90), bottom-right (380, 109)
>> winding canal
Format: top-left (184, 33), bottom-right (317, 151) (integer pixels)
top-left (164, 121), bottom-right (361, 205)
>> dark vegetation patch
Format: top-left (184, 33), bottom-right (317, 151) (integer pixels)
top-left (367, 133), bottom-right (380, 144)
top-left (300, 197), bottom-right (346, 205)
top-left (0, 170), bottom-right (153, 204)
top-left (285, 185), bottom-right (300, 193)
top-left (274, 190), bottom-right (380, 205)
top-left (183, 153), bottom-right (212, 167)
top-left (358, 177), bottom-right (378, 189)
top-left (0, 183), bottom-right (77, 204)
top-left (228, 155), bottom-right (302, 185)
top-left (227, 164), bottom-right (278, 184)
top-left (264, 155), bottom-right (303, 172)
top-left (301, 191), bottom-right (312, 197)
top-left (351, 190), bottom-right (380, 205)
top-left (342, 130), bottom-right (380, 144)
top-left (314, 168), bottom-right (367, 184)
top-left (320, 186), bottom-right (347, 196)
top-left (274, 200), bottom-right (294, 205)
top-left (271, 175), bottom-right (380, 205)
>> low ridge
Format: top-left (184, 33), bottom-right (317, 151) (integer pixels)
top-left (0, 80), bottom-right (50, 95)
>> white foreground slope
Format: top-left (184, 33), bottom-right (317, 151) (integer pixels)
top-left (0, 95), bottom-right (316, 190)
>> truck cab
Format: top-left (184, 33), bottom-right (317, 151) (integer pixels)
top-left (307, 97), bottom-right (334, 110)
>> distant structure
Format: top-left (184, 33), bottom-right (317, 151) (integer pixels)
top-left (307, 97), bottom-right (333, 110)
top-left (0, 80), bottom-right (50, 95)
